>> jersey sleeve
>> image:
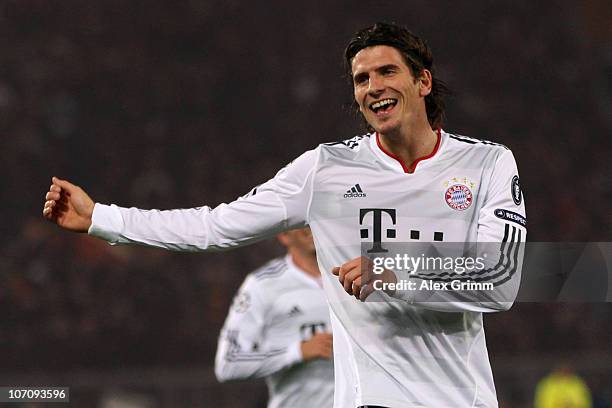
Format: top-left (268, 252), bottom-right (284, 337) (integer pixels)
top-left (391, 149), bottom-right (527, 312)
top-left (88, 148), bottom-right (319, 251)
top-left (214, 275), bottom-right (303, 381)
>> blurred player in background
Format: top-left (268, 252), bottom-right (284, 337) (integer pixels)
top-left (215, 227), bottom-right (333, 408)
top-left (43, 22), bottom-right (526, 407)
top-left (534, 365), bottom-right (592, 408)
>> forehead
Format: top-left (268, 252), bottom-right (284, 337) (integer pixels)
top-left (350, 45), bottom-right (408, 75)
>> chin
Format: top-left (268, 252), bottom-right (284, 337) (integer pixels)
top-left (375, 123), bottom-right (401, 136)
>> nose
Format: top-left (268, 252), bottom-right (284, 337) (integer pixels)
top-left (367, 74), bottom-right (384, 96)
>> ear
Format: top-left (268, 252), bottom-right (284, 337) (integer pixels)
top-left (418, 69), bottom-right (433, 97)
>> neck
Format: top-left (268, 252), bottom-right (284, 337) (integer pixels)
top-left (288, 249), bottom-right (320, 278)
top-left (378, 121), bottom-right (438, 172)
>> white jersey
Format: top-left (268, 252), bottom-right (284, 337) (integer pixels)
top-left (90, 130), bottom-right (527, 408)
top-left (214, 255), bottom-right (334, 408)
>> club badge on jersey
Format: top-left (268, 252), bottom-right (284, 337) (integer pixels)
top-left (443, 177), bottom-right (476, 211)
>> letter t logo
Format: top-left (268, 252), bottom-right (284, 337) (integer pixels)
top-left (359, 208), bottom-right (397, 253)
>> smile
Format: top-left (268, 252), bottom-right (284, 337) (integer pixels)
top-left (369, 98), bottom-right (398, 113)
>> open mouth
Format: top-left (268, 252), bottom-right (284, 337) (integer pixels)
top-left (369, 98), bottom-right (398, 114)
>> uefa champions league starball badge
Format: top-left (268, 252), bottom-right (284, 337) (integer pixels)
top-left (443, 177), bottom-right (475, 211)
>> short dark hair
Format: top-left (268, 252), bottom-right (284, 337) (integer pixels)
top-left (344, 22), bottom-right (449, 130)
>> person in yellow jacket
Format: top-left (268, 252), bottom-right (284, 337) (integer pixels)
top-left (534, 365), bottom-right (592, 408)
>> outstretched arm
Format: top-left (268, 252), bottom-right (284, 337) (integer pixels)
top-left (41, 148), bottom-right (318, 252)
top-left (42, 177), bottom-right (95, 233)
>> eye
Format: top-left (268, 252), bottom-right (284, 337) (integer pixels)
top-left (353, 73), bottom-right (368, 86)
top-left (381, 66), bottom-right (396, 76)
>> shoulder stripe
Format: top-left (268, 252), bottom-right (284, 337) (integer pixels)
top-left (323, 134), bottom-right (370, 150)
top-left (253, 258), bottom-right (287, 280)
top-left (449, 134), bottom-right (509, 150)
top-left (449, 135), bottom-right (477, 144)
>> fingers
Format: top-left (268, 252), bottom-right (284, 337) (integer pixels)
top-left (51, 176), bottom-right (76, 193)
top-left (337, 264), bottom-right (353, 292)
top-left (43, 180), bottom-right (63, 220)
top-left (352, 276), bottom-right (362, 300)
top-left (43, 199), bottom-right (54, 211)
top-left (302, 332), bottom-right (334, 360)
top-left (322, 344), bottom-right (333, 359)
top-left (335, 265), bottom-right (355, 293)
top-left (45, 191), bottom-right (61, 201)
top-left (360, 281), bottom-right (375, 301)
top-left (318, 334), bottom-right (333, 359)
top-left (312, 333), bottom-right (333, 345)
top-left (43, 178), bottom-right (71, 221)
top-left (343, 268), bottom-right (362, 294)
top-left (42, 199), bottom-right (59, 220)
top-left (333, 258), bottom-right (359, 280)
top-left (341, 267), bottom-right (352, 292)
top-left (332, 257), bottom-right (384, 301)
top-left (318, 333), bottom-right (333, 348)
top-left (333, 257), bottom-right (369, 296)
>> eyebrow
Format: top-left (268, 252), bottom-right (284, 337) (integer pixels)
top-left (376, 64), bottom-right (399, 72)
top-left (353, 63), bottom-right (400, 81)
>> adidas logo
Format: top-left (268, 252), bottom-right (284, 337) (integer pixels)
top-left (344, 184), bottom-right (366, 198)
top-left (288, 306), bottom-right (303, 317)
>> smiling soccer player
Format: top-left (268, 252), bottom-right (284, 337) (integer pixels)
top-left (43, 22), bottom-right (526, 408)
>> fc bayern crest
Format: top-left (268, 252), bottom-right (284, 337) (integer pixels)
top-left (445, 184), bottom-right (473, 210)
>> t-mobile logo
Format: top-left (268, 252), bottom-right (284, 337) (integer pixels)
top-left (300, 322), bottom-right (328, 340)
top-left (359, 208), bottom-right (396, 253)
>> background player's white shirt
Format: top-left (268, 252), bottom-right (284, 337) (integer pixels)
top-left (90, 130), bottom-right (527, 408)
top-left (214, 255), bottom-right (334, 408)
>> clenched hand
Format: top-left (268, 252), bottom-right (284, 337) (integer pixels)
top-left (42, 177), bottom-right (94, 233)
top-left (300, 332), bottom-right (333, 361)
top-left (332, 256), bottom-right (397, 301)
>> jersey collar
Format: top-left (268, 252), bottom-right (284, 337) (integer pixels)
top-left (370, 129), bottom-right (446, 174)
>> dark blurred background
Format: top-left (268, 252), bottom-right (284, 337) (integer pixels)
top-left (1, 0), bottom-right (611, 407)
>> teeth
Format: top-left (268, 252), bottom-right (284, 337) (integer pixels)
top-left (370, 99), bottom-right (396, 110)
